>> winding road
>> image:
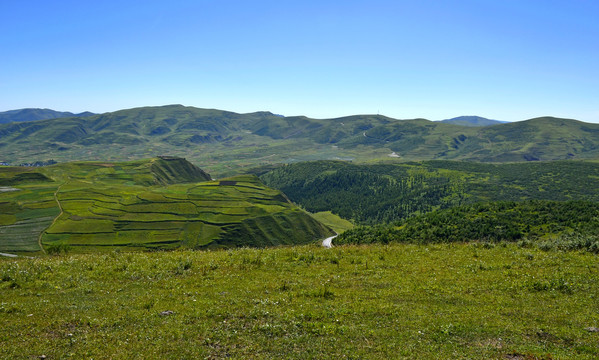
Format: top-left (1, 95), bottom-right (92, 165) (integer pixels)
top-left (0, 252), bottom-right (18, 258)
top-left (322, 235), bottom-right (337, 248)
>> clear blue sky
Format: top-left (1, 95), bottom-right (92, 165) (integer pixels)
top-left (1, 0), bottom-right (598, 122)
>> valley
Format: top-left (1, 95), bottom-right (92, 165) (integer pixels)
top-left (1, 106), bottom-right (599, 359)
top-left (3, 0), bottom-right (598, 357)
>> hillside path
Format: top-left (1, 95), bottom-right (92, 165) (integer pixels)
top-left (0, 252), bottom-right (33, 259)
top-left (38, 183), bottom-right (65, 254)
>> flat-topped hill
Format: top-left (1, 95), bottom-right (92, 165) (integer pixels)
top-left (38, 156), bottom-right (211, 186)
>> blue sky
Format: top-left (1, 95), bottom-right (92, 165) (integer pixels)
top-left (1, 0), bottom-right (598, 122)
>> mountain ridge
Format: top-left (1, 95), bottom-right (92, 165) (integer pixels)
top-left (0, 108), bottom-right (95, 124)
top-left (2, 104), bottom-right (599, 176)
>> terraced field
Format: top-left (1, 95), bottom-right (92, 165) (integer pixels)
top-left (0, 168), bottom-right (59, 253)
top-left (0, 158), bottom-right (333, 254)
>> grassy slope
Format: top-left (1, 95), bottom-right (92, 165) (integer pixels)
top-left (2, 105), bottom-right (599, 177)
top-left (0, 158), bottom-right (333, 253)
top-left (309, 211), bottom-right (354, 233)
top-left (1, 243), bottom-right (597, 359)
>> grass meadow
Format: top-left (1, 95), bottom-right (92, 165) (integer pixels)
top-left (1, 242), bottom-right (598, 359)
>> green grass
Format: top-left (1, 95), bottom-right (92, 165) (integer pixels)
top-left (1, 243), bottom-right (597, 359)
top-left (42, 176), bottom-right (332, 251)
top-left (0, 216), bottom-right (56, 252)
top-left (0, 184), bottom-right (60, 253)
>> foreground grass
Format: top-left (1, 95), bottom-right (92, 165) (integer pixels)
top-left (1, 243), bottom-right (598, 359)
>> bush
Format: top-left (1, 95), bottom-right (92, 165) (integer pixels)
top-left (45, 243), bottom-right (70, 255)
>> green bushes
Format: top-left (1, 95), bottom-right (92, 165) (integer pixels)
top-left (336, 200), bottom-right (599, 253)
top-left (261, 160), bottom-right (599, 224)
top-left (536, 234), bottom-right (599, 253)
top-left (45, 242), bottom-right (71, 255)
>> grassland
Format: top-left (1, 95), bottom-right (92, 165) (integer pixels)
top-left (4, 106), bottom-right (599, 358)
top-left (1, 243), bottom-right (597, 359)
top-left (0, 158), bottom-right (333, 253)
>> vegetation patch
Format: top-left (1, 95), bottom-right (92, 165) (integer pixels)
top-left (336, 200), bottom-right (599, 253)
top-left (262, 160), bottom-right (599, 224)
top-left (310, 211), bottom-right (354, 233)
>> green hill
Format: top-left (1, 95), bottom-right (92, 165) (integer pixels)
top-left (2, 105), bottom-right (599, 176)
top-left (260, 160), bottom-right (599, 224)
top-left (0, 157), bottom-right (333, 254)
top-left (440, 115), bottom-right (506, 127)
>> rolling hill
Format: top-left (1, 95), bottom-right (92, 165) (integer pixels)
top-left (0, 108), bottom-right (95, 124)
top-left (0, 157), bottom-right (333, 254)
top-left (2, 105), bottom-right (599, 176)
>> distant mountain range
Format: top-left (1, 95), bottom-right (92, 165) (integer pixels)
top-left (0, 108), bottom-right (507, 127)
top-left (0, 108), bottom-right (95, 124)
top-left (440, 116), bottom-right (508, 127)
top-left (1, 105), bottom-right (598, 177)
